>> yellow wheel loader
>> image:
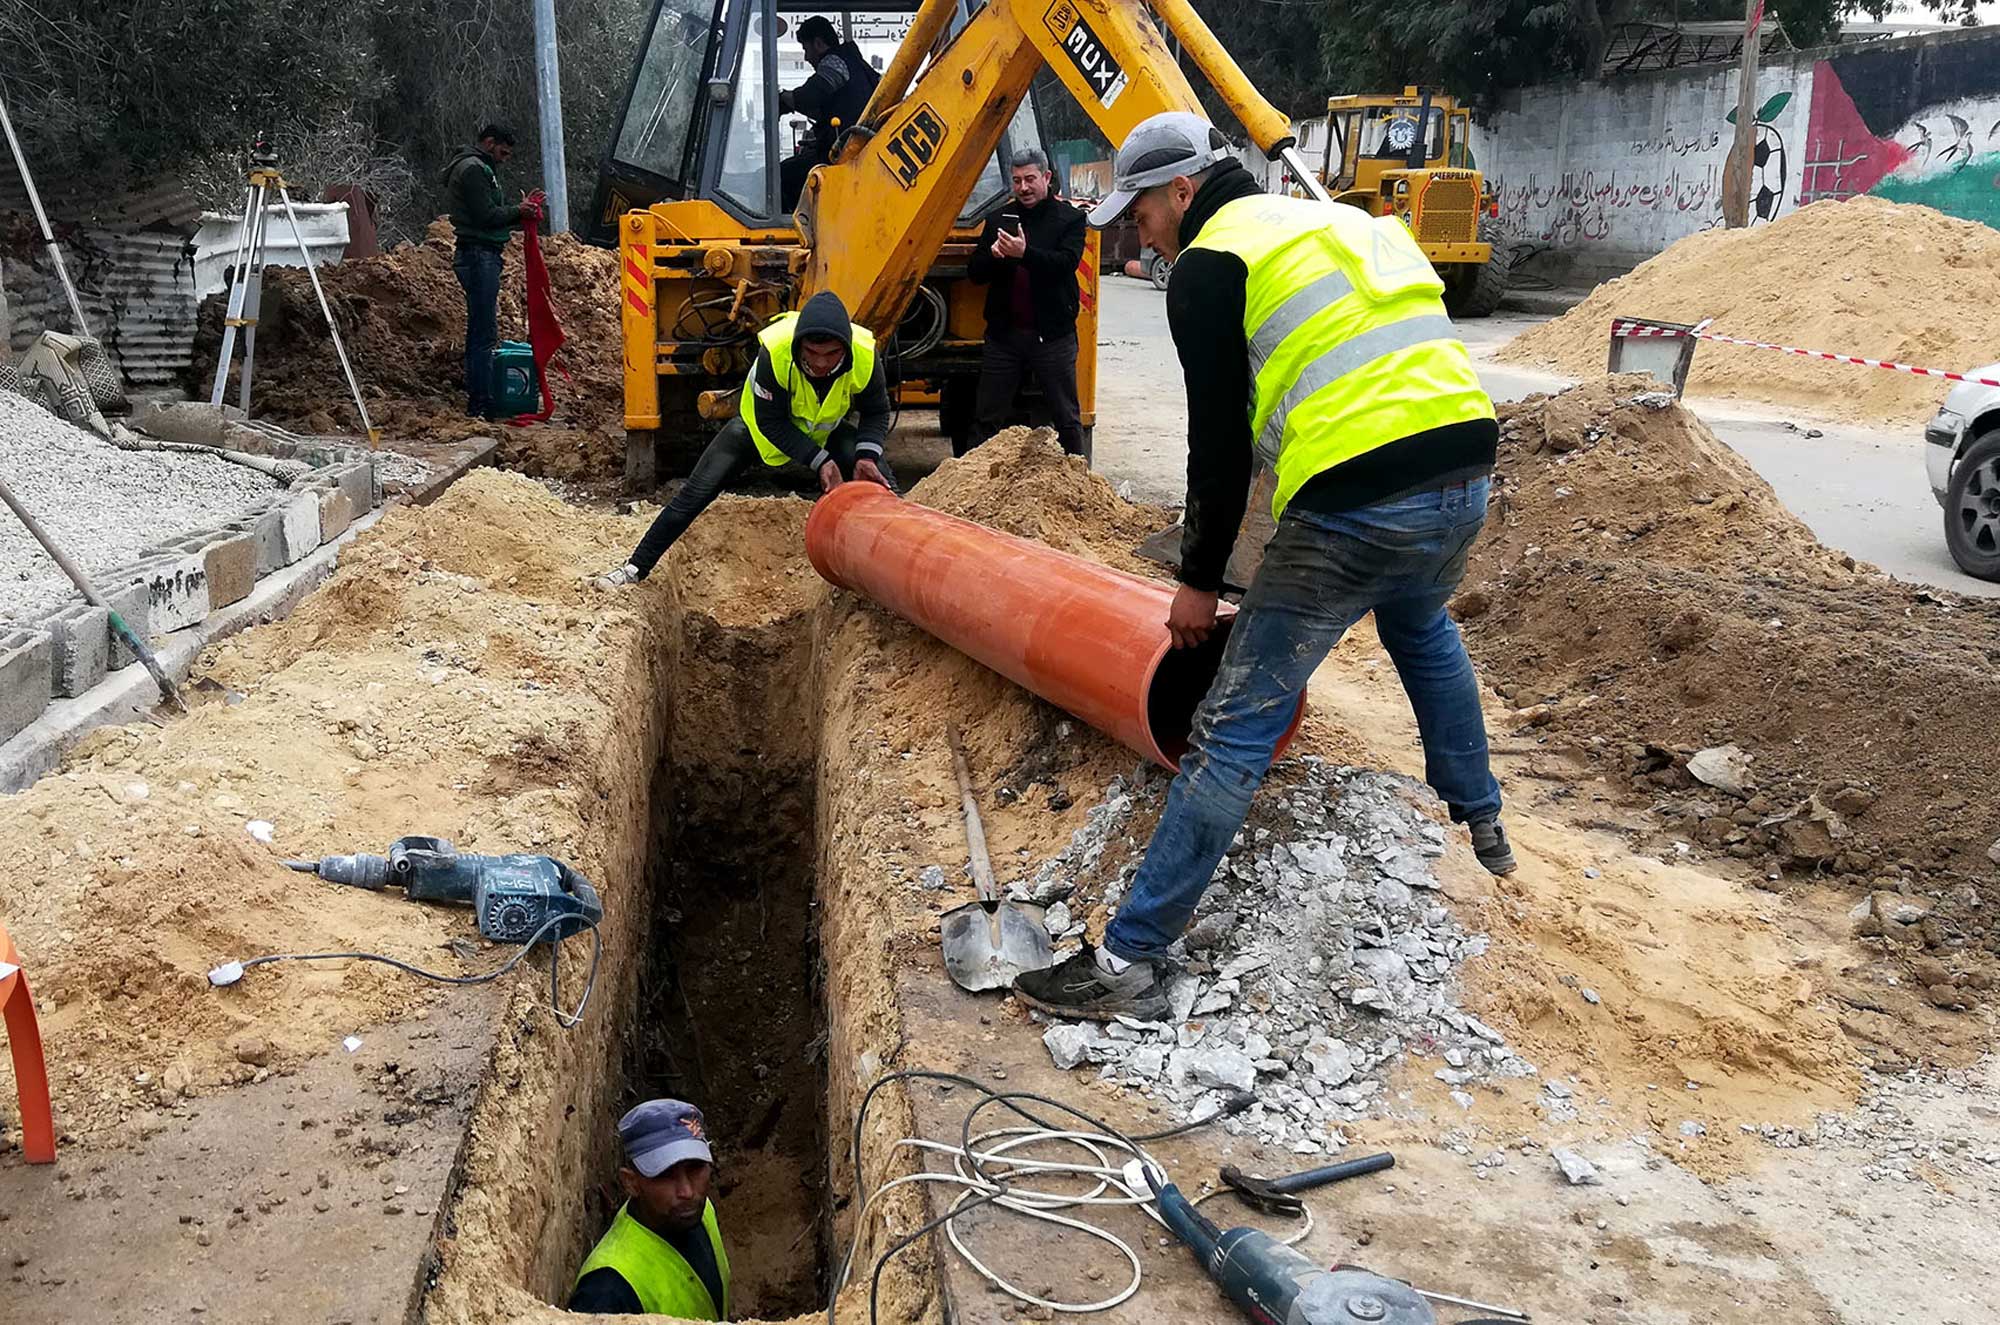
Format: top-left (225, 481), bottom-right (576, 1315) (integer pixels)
top-left (590, 0), bottom-right (1327, 488)
top-left (1320, 88), bottom-right (1513, 318)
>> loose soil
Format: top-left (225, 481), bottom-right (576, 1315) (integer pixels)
top-left (1450, 375), bottom-right (2000, 1039)
top-left (189, 220), bottom-right (626, 490)
top-left (1498, 197), bottom-right (2000, 426)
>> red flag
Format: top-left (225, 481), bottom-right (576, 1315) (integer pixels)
top-left (511, 215), bottom-right (571, 425)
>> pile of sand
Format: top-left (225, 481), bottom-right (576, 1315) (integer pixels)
top-left (1500, 197), bottom-right (2000, 425)
top-left (191, 221), bottom-right (626, 487)
top-left (1454, 378), bottom-right (2000, 983)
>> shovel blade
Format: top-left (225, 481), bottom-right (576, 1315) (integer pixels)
top-left (940, 899), bottom-right (1055, 992)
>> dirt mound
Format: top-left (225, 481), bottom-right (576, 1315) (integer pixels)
top-left (1499, 197), bottom-right (2000, 425)
top-left (191, 221), bottom-right (625, 487)
top-left (909, 426), bottom-right (1173, 577)
top-left (1455, 379), bottom-right (2000, 982)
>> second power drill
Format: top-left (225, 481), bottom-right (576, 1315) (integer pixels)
top-left (287, 835), bottom-right (603, 944)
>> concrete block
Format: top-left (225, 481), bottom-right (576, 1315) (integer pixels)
top-left (229, 505), bottom-right (287, 578)
top-left (100, 578), bottom-right (153, 670)
top-left (278, 490), bottom-right (322, 565)
top-left (45, 601), bottom-right (109, 697)
top-left (138, 552), bottom-right (211, 633)
top-left (200, 531), bottom-right (259, 609)
top-left (0, 629), bottom-right (53, 743)
top-left (317, 487), bottom-right (355, 542)
top-left (133, 400), bottom-right (245, 447)
top-left (336, 461), bottom-right (375, 515)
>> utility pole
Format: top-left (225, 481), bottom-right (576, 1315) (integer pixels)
top-left (1724, 0), bottom-right (1764, 229)
top-left (532, 0), bottom-right (571, 233)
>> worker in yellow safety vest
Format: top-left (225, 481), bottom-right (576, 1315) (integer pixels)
top-left (569, 1098), bottom-right (731, 1317)
top-left (596, 290), bottom-right (895, 589)
top-left (1016, 111), bottom-right (1515, 1023)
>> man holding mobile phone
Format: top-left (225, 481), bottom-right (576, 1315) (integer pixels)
top-left (964, 148), bottom-right (1088, 458)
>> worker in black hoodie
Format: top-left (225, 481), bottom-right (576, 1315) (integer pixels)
top-left (778, 15), bottom-right (881, 213)
top-left (596, 292), bottom-right (895, 587)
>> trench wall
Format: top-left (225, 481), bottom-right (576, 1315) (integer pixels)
top-left (1466, 26), bottom-right (2000, 280)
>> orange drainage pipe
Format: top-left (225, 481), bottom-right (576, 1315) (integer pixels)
top-left (805, 483), bottom-right (1305, 770)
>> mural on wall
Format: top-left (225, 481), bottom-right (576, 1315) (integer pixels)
top-left (1722, 91), bottom-right (1792, 224)
top-left (1801, 44), bottom-right (2000, 224)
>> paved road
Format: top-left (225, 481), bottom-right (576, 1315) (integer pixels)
top-left (1094, 280), bottom-right (1999, 598)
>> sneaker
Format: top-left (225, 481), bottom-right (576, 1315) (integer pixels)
top-left (1011, 944), bottom-right (1168, 1022)
top-left (594, 563), bottom-right (642, 591)
top-left (1470, 818), bottom-right (1517, 876)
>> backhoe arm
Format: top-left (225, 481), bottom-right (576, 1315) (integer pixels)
top-left (797, 0), bottom-right (1313, 334)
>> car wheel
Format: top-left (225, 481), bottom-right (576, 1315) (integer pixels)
top-left (1148, 254), bottom-right (1173, 290)
top-left (1943, 432), bottom-right (2000, 581)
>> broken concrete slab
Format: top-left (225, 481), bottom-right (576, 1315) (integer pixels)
top-left (200, 530), bottom-right (259, 610)
top-left (45, 601), bottom-right (109, 697)
top-left (137, 551), bottom-right (211, 633)
top-left (1043, 1022), bottom-right (1100, 1071)
top-left (318, 487), bottom-right (355, 542)
top-left (278, 490), bottom-right (322, 564)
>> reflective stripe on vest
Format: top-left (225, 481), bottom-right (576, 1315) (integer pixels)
top-left (1184, 194), bottom-right (1495, 519)
top-left (740, 311), bottom-right (879, 468)
top-left (573, 1200), bottom-right (731, 1320)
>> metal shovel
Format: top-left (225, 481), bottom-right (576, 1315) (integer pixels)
top-left (939, 732), bottom-right (1053, 992)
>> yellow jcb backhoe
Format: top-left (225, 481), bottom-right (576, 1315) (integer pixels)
top-left (590, 0), bottom-right (1326, 488)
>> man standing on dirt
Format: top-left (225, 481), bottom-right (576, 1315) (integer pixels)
top-left (595, 290), bottom-right (895, 588)
top-left (445, 124), bottom-right (543, 419)
top-left (778, 15), bottom-right (880, 213)
top-left (964, 148), bottom-right (1089, 458)
top-left (570, 1099), bottom-right (731, 1316)
top-left (1014, 113), bottom-right (1514, 1023)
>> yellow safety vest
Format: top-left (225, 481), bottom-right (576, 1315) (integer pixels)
top-left (740, 311), bottom-right (879, 468)
top-left (1183, 194), bottom-right (1496, 519)
top-left (573, 1200), bottom-right (731, 1320)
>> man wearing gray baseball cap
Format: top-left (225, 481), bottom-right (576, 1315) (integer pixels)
top-left (1015, 111), bottom-right (1512, 1022)
top-left (570, 1098), bottom-right (730, 1316)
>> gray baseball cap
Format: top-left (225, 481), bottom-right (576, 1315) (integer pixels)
top-left (1088, 112), bottom-right (1234, 228)
top-left (619, 1099), bottom-right (714, 1177)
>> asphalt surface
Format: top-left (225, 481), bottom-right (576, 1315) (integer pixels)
top-left (1094, 281), bottom-right (2000, 599)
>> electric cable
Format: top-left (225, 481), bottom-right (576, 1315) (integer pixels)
top-left (827, 1071), bottom-right (1257, 1324)
top-left (208, 913), bottom-right (603, 1028)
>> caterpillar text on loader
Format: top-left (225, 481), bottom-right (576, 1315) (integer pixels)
top-left (1320, 88), bottom-right (1514, 318)
top-left (592, 0), bottom-right (1328, 488)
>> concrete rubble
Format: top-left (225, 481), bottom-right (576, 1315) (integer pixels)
top-left (1022, 756), bottom-right (1536, 1150)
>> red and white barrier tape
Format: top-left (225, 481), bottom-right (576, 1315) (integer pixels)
top-left (1611, 317), bottom-right (2000, 390)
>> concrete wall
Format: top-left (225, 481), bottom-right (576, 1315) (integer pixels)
top-left (1468, 26), bottom-right (2000, 280)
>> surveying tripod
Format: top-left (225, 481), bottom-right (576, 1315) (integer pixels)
top-left (208, 138), bottom-right (378, 444)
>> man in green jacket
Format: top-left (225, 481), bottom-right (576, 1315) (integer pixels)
top-left (570, 1099), bottom-right (730, 1317)
top-left (444, 124), bottom-right (543, 418)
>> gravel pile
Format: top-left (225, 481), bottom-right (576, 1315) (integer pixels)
top-left (0, 392), bottom-right (282, 624)
top-left (1021, 758), bottom-right (1536, 1153)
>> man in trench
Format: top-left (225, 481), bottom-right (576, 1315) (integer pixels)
top-left (595, 290), bottom-right (895, 588)
top-left (1013, 112), bottom-right (1515, 1023)
top-left (570, 1098), bottom-right (731, 1316)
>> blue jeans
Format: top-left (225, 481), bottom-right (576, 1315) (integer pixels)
top-left (1103, 477), bottom-right (1503, 965)
top-left (453, 243), bottom-right (504, 413)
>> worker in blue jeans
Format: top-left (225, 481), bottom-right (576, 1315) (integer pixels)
top-left (1014, 113), bottom-right (1512, 1022)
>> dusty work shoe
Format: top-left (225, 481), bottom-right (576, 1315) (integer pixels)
top-left (594, 563), bottom-right (642, 591)
top-left (1012, 944), bottom-right (1168, 1022)
top-left (1470, 818), bottom-right (1517, 876)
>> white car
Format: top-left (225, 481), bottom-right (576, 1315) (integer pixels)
top-left (1925, 369), bottom-right (2000, 581)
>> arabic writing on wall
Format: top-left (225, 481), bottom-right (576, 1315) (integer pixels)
top-left (1496, 165), bottom-right (1724, 246)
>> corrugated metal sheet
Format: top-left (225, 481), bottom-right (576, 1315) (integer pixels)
top-left (0, 170), bottom-right (202, 387)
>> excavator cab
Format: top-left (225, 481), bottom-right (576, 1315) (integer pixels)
top-left (1321, 88), bottom-right (1513, 318)
top-left (592, 0), bottom-right (1080, 485)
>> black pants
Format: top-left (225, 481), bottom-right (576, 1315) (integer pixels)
top-left (968, 328), bottom-right (1084, 457)
top-left (452, 243), bottom-right (503, 414)
top-left (780, 151), bottom-right (821, 214)
top-left (626, 418), bottom-right (896, 577)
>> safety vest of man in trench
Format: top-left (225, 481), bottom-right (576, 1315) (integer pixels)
top-left (739, 309), bottom-right (879, 467)
top-left (1185, 192), bottom-right (1494, 515)
top-left (573, 1199), bottom-right (731, 1318)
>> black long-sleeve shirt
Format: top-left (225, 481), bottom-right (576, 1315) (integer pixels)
top-left (746, 344), bottom-right (891, 470)
top-left (967, 195), bottom-right (1087, 341)
top-left (1167, 162), bottom-right (1497, 592)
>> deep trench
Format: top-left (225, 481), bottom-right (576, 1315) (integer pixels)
top-left (575, 596), bottom-right (833, 1319)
